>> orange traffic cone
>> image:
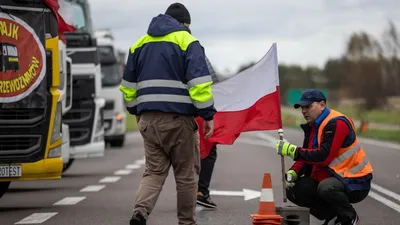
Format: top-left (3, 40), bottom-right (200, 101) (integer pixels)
top-left (250, 173), bottom-right (283, 225)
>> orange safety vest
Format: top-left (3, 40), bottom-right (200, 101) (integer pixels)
top-left (317, 109), bottom-right (373, 179)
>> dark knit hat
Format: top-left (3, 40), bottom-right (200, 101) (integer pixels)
top-left (165, 3), bottom-right (191, 24)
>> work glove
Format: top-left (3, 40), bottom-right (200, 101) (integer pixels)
top-left (285, 170), bottom-right (297, 188)
top-left (276, 140), bottom-right (298, 159)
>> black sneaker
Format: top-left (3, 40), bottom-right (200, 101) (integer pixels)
top-left (348, 213), bottom-right (360, 225)
top-left (322, 216), bottom-right (337, 225)
top-left (130, 211), bottom-right (146, 225)
top-left (335, 213), bottom-right (359, 225)
top-left (196, 192), bottom-right (217, 208)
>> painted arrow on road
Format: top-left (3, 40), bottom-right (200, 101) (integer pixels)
top-left (210, 189), bottom-right (261, 201)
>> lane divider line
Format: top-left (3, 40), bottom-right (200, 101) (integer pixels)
top-left (369, 191), bottom-right (400, 213)
top-left (15, 212), bottom-right (58, 224)
top-left (80, 185), bottom-right (106, 192)
top-left (53, 197), bottom-right (86, 206)
top-left (99, 176), bottom-right (121, 183)
top-left (114, 169), bottom-right (133, 175)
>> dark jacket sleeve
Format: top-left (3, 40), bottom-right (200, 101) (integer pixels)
top-left (185, 41), bottom-right (216, 121)
top-left (294, 119), bottom-right (350, 166)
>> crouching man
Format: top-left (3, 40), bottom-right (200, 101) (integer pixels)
top-left (276, 89), bottom-right (373, 225)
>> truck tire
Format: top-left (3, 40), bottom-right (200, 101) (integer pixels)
top-left (0, 181), bottom-right (11, 198)
top-left (110, 136), bottom-right (125, 147)
top-left (62, 158), bottom-right (75, 173)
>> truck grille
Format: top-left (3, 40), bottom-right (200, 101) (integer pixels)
top-left (104, 100), bottom-right (114, 110)
top-left (0, 108), bottom-right (45, 124)
top-left (71, 75), bottom-right (95, 101)
top-left (0, 106), bottom-right (50, 163)
top-left (63, 104), bottom-right (95, 146)
top-left (63, 75), bottom-right (96, 146)
top-left (0, 135), bottom-right (42, 156)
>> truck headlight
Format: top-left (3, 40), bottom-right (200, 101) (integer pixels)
top-left (51, 102), bottom-right (62, 143)
top-left (48, 145), bottom-right (62, 158)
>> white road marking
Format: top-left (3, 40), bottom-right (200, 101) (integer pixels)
top-left (99, 176), bottom-right (121, 183)
top-left (53, 197), bottom-right (86, 205)
top-left (114, 169), bottom-right (132, 175)
top-left (369, 191), bottom-right (400, 213)
top-left (372, 183), bottom-right (400, 202)
top-left (15, 213), bottom-right (58, 224)
top-left (210, 189), bottom-right (262, 201)
top-left (359, 138), bottom-right (400, 150)
top-left (80, 185), bottom-right (105, 192)
top-left (125, 164), bottom-right (141, 170)
top-left (196, 206), bottom-right (205, 212)
top-left (134, 158), bottom-right (145, 165)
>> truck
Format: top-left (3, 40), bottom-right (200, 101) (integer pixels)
top-left (94, 29), bottom-right (126, 147)
top-left (61, 0), bottom-right (105, 171)
top-left (0, 0), bottom-right (65, 198)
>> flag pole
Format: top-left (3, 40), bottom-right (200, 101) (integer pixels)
top-left (278, 128), bottom-right (287, 202)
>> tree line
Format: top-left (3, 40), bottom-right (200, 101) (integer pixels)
top-left (236, 21), bottom-right (400, 111)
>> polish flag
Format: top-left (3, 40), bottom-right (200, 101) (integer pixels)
top-left (196, 43), bottom-right (282, 159)
top-left (44, 0), bottom-right (77, 43)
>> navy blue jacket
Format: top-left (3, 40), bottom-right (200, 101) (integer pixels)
top-left (120, 14), bottom-right (216, 121)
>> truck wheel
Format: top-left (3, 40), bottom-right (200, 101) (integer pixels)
top-left (0, 181), bottom-right (11, 198)
top-left (110, 136), bottom-right (125, 147)
top-left (62, 158), bottom-right (75, 173)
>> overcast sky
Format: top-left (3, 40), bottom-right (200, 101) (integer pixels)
top-left (88, 0), bottom-right (400, 74)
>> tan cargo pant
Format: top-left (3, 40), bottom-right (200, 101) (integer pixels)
top-left (133, 111), bottom-right (200, 225)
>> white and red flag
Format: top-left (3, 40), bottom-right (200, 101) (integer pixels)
top-left (196, 43), bottom-right (282, 159)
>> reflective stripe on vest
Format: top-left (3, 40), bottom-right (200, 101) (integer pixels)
top-left (318, 109), bottom-right (373, 178)
top-left (130, 30), bottom-right (197, 54)
top-left (120, 77), bottom-right (214, 109)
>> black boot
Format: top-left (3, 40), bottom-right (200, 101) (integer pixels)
top-left (130, 211), bottom-right (146, 225)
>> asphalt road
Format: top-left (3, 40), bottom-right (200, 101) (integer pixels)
top-left (0, 128), bottom-right (399, 225)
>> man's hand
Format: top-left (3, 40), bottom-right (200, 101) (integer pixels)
top-left (204, 119), bottom-right (214, 140)
top-left (285, 170), bottom-right (297, 188)
top-left (276, 140), bottom-right (298, 159)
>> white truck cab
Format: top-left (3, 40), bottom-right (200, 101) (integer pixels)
top-left (62, 0), bottom-right (105, 172)
top-left (94, 29), bottom-right (126, 147)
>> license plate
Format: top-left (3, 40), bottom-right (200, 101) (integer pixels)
top-left (0, 164), bottom-right (22, 177)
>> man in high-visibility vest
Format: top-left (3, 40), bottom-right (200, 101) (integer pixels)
top-left (121, 3), bottom-right (216, 225)
top-left (276, 89), bottom-right (373, 225)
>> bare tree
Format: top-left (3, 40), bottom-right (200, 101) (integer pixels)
top-left (381, 20), bottom-right (400, 96)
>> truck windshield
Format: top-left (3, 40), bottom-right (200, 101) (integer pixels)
top-left (101, 63), bottom-right (122, 87)
top-left (70, 2), bottom-right (86, 30)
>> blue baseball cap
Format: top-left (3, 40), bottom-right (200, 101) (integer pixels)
top-left (294, 89), bottom-right (327, 109)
